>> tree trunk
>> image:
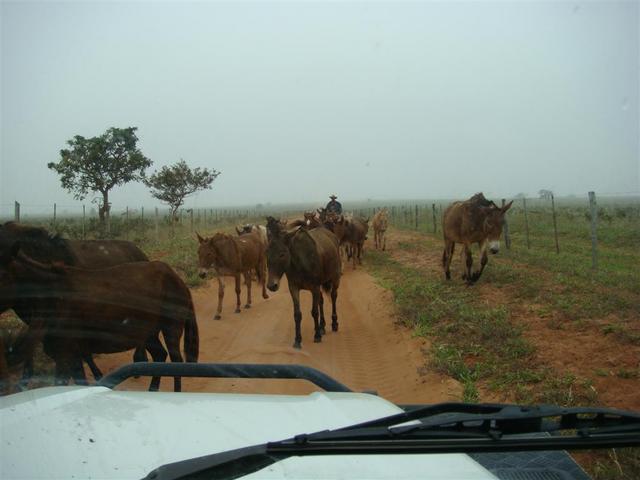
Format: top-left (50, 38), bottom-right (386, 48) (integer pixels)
top-left (98, 191), bottom-right (110, 223)
top-left (171, 205), bottom-right (180, 223)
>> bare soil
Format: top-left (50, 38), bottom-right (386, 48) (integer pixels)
top-left (96, 262), bottom-right (462, 403)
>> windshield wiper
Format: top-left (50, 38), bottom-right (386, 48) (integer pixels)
top-left (143, 403), bottom-right (640, 480)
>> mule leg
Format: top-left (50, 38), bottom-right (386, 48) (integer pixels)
top-left (83, 354), bottom-right (103, 381)
top-left (319, 291), bottom-right (326, 335)
top-left (289, 284), bottom-right (303, 349)
top-left (18, 320), bottom-right (46, 389)
top-left (330, 285), bottom-right (339, 332)
top-left (462, 244), bottom-right (474, 284)
top-left (382, 231), bottom-right (386, 251)
top-left (146, 334), bottom-right (167, 392)
top-left (214, 276), bottom-right (224, 320)
top-left (358, 241), bottom-right (363, 264)
top-left (471, 241), bottom-right (489, 283)
top-left (443, 238), bottom-right (455, 280)
top-left (234, 274), bottom-right (242, 314)
top-left (163, 329), bottom-right (184, 393)
top-left (260, 258), bottom-right (269, 299)
top-left (311, 288), bottom-right (322, 343)
top-left (244, 271), bottom-right (252, 308)
top-left (71, 356), bottom-right (89, 386)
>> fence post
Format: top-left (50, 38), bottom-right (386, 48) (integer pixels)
top-left (82, 204), bottom-right (86, 240)
top-left (588, 191), bottom-right (598, 270)
top-left (522, 197), bottom-right (530, 249)
top-left (53, 203), bottom-right (57, 226)
top-left (501, 199), bottom-right (511, 250)
top-left (125, 206), bottom-right (129, 240)
top-left (432, 203), bottom-right (437, 234)
top-left (414, 205), bottom-right (418, 230)
top-left (14, 201), bottom-right (20, 222)
top-left (190, 209), bottom-right (194, 233)
top-left (155, 207), bottom-right (159, 241)
top-left (551, 193), bottom-right (560, 254)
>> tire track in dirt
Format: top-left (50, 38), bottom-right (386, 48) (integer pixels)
top-left (96, 257), bottom-right (462, 404)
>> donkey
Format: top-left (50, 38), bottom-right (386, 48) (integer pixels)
top-left (197, 231), bottom-right (268, 320)
top-left (372, 208), bottom-right (388, 251)
top-left (442, 193), bottom-right (513, 284)
top-left (265, 216), bottom-right (341, 349)
top-left (344, 216), bottom-right (369, 269)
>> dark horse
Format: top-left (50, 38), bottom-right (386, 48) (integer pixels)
top-left (265, 216), bottom-right (341, 349)
top-left (0, 244), bottom-right (199, 391)
top-left (0, 222), bottom-right (150, 384)
top-left (442, 193), bottom-right (513, 284)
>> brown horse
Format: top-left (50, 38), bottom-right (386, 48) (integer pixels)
top-left (0, 244), bottom-right (199, 391)
top-left (0, 222), bottom-right (151, 384)
top-left (265, 216), bottom-right (341, 349)
top-left (442, 193), bottom-right (513, 284)
top-left (372, 208), bottom-right (388, 251)
top-left (197, 231), bottom-right (268, 320)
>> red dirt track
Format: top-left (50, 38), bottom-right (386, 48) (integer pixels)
top-left (97, 263), bottom-right (462, 403)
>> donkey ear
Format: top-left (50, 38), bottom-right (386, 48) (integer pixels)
top-left (502, 201), bottom-right (514, 213)
top-left (196, 232), bottom-right (205, 244)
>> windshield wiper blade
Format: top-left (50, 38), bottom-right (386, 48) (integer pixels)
top-left (143, 403), bottom-right (640, 480)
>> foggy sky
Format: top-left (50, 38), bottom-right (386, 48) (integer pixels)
top-left (1, 1), bottom-right (638, 213)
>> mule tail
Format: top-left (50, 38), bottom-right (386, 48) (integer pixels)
top-left (184, 297), bottom-right (199, 363)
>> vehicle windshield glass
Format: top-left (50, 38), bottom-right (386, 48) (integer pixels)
top-left (1, 1), bottom-right (638, 479)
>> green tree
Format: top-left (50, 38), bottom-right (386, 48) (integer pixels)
top-left (48, 127), bottom-right (151, 222)
top-left (145, 160), bottom-right (220, 221)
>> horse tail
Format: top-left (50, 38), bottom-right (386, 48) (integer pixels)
top-left (184, 295), bottom-right (199, 363)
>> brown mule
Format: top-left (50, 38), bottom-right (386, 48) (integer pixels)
top-left (197, 231), bottom-right (268, 320)
top-left (442, 193), bottom-right (513, 284)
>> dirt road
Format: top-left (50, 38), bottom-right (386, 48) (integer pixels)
top-left (97, 265), bottom-right (461, 403)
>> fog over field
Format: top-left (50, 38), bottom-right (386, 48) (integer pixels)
top-left (1, 1), bottom-right (638, 211)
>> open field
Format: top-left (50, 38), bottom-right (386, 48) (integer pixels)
top-left (1, 197), bottom-right (639, 478)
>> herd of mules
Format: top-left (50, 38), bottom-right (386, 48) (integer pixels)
top-left (0, 193), bottom-right (510, 393)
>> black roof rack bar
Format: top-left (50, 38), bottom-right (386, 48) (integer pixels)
top-left (96, 362), bottom-right (353, 393)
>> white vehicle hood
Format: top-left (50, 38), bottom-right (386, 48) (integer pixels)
top-left (0, 386), bottom-right (497, 479)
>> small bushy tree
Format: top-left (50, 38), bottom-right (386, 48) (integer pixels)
top-left (145, 160), bottom-right (220, 221)
top-left (48, 127), bottom-right (151, 222)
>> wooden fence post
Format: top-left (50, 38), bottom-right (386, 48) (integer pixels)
top-left (14, 201), bottom-right (20, 222)
top-left (432, 203), bottom-right (437, 234)
top-left (501, 199), bottom-right (511, 250)
top-left (588, 191), bottom-right (598, 270)
top-left (522, 197), bottom-right (530, 249)
top-left (125, 206), bottom-right (129, 240)
top-left (53, 203), bottom-right (57, 226)
top-left (82, 204), bottom-right (86, 240)
top-left (155, 207), bottom-right (159, 241)
top-left (190, 209), bottom-right (194, 233)
top-left (414, 205), bottom-right (418, 230)
top-left (551, 193), bottom-right (560, 254)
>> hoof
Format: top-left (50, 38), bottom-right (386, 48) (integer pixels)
top-left (235, 308), bottom-right (241, 314)
top-left (214, 314), bottom-right (222, 320)
top-left (293, 341), bottom-right (302, 349)
top-left (314, 336), bottom-right (322, 343)
top-left (320, 327), bottom-right (326, 335)
top-left (262, 294), bottom-right (269, 299)
top-left (244, 304), bottom-right (251, 309)
top-left (332, 324), bottom-right (339, 332)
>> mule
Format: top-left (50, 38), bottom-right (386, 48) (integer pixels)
top-left (0, 245), bottom-right (199, 391)
top-left (372, 208), bottom-right (388, 251)
top-left (0, 222), bottom-right (151, 385)
top-left (265, 216), bottom-right (341, 349)
top-left (344, 216), bottom-right (369, 268)
top-left (442, 193), bottom-right (513, 284)
top-left (236, 224), bottom-right (268, 249)
top-left (197, 231), bottom-right (268, 320)
top-left (289, 211), bottom-right (321, 229)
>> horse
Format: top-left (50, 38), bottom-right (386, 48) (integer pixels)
top-left (0, 244), bottom-right (199, 391)
top-left (0, 222), bottom-right (151, 385)
top-left (197, 231), bottom-right (268, 320)
top-left (265, 216), bottom-right (341, 349)
top-left (343, 216), bottom-right (369, 269)
top-left (372, 208), bottom-right (388, 251)
top-left (442, 193), bottom-right (513, 284)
